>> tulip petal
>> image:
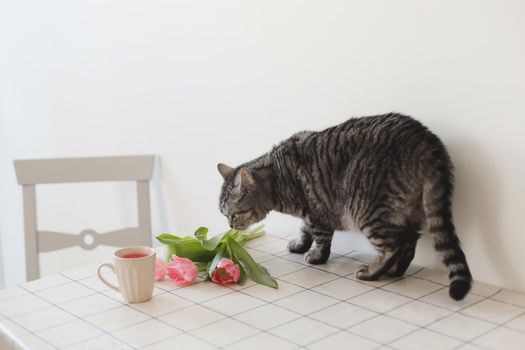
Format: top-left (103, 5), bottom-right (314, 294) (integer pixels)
top-left (166, 258), bottom-right (198, 286)
top-left (211, 258), bottom-right (240, 285)
top-left (155, 258), bottom-right (166, 281)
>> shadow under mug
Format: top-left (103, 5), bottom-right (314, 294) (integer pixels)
top-left (97, 246), bottom-right (156, 303)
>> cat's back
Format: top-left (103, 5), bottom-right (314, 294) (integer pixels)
top-left (317, 113), bottom-right (436, 156)
top-left (330, 113), bottom-right (427, 139)
top-left (275, 113), bottom-right (440, 167)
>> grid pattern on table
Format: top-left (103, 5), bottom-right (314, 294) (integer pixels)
top-left (0, 232), bottom-right (524, 350)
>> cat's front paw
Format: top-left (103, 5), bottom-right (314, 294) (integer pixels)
top-left (288, 238), bottom-right (312, 254)
top-left (305, 250), bottom-right (329, 265)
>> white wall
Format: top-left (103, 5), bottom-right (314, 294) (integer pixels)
top-left (1, 0), bottom-right (524, 291)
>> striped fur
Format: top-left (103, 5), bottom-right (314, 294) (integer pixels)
top-left (218, 113), bottom-right (472, 300)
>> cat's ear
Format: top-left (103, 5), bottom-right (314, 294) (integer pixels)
top-left (239, 167), bottom-right (254, 189)
top-left (217, 163), bottom-right (233, 179)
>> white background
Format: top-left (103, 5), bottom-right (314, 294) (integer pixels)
top-left (1, 0), bottom-right (524, 291)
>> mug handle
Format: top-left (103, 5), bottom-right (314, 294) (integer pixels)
top-left (97, 263), bottom-right (119, 292)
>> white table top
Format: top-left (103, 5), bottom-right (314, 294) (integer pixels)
top-left (1, 232), bottom-right (525, 350)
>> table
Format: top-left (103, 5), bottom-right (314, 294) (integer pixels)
top-left (1, 233), bottom-right (525, 350)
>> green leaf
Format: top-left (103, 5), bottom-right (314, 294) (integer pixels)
top-left (165, 244), bottom-right (177, 261)
top-left (193, 227), bottom-right (209, 240)
top-left (231, 254), bottom-right (248, 285)
top-left (193, 261), bottom-right (209, 280)
top-left (194, 261), bottom-right (209, 273)
top-left (156, 235), bottom-right (216, 262)
top-left (228, 225), bottom-right (266, 245)
top-left (156, 233), bottom-right (184, 244)
top-left (194, 227), bottom-right (228, 251)
top-left (227, 236), bottom-right (278, 289)
top-left (246, 224), bottom-right (266, 239)
top-left (207, 243), bottom-right (228, 277)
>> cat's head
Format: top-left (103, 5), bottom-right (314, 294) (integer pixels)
top-left (217, 163), bottom-right (271, 230)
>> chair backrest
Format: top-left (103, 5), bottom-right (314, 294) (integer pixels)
top-left (14, 155), bottom-right (156, 281)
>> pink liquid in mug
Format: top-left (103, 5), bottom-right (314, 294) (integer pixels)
top-left (121, 252), bottom-right (148, 259)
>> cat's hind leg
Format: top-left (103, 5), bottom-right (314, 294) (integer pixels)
top-left (386, 241), bottom-right (416, 277)
top-left (386, 231), bottom-right (420, 277)
top-left (355, 226), bottom-right (404, 280)
top-left (287, 224), bottom-right (314, 254)
top-left (355, 249), bottom-right (401, 280)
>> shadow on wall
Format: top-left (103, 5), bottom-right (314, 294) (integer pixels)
top-left (151, 157), bottom-right (171, 238)
top-left (451, 139), bottom-right (517, 285)
top-left (0, 230), bottom-right (4, 288)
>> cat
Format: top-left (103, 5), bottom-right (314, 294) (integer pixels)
top-left (217, 113), bottom-right (472, 300)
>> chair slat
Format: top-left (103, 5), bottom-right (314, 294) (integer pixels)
top-left (14, 155), bottom-right (155, 185)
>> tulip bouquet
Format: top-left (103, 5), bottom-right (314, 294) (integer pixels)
top-left (155, 225), bottom-right (278, 288)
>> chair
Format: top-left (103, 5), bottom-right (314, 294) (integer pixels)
top-left (14, 155), bottom-right (156, 281)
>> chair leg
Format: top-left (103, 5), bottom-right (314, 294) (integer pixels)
top-left (23, 185), bottom-right (40, 281)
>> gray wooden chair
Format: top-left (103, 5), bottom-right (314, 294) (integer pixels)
top-left (14, 155), bottom-right (156, 281)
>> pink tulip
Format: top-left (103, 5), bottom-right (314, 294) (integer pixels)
top-left (155, 258), bottom-right (166, 281)
top-left (166, 257), bottom-right (198, 286)
top-left (211, 258), bottom-right (240, 285)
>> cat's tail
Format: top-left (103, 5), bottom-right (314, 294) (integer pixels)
top-left (422, 150), bottom-right (472, 301)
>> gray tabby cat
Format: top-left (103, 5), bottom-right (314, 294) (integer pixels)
top-left (217, 113), bottom-right (472, 300)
